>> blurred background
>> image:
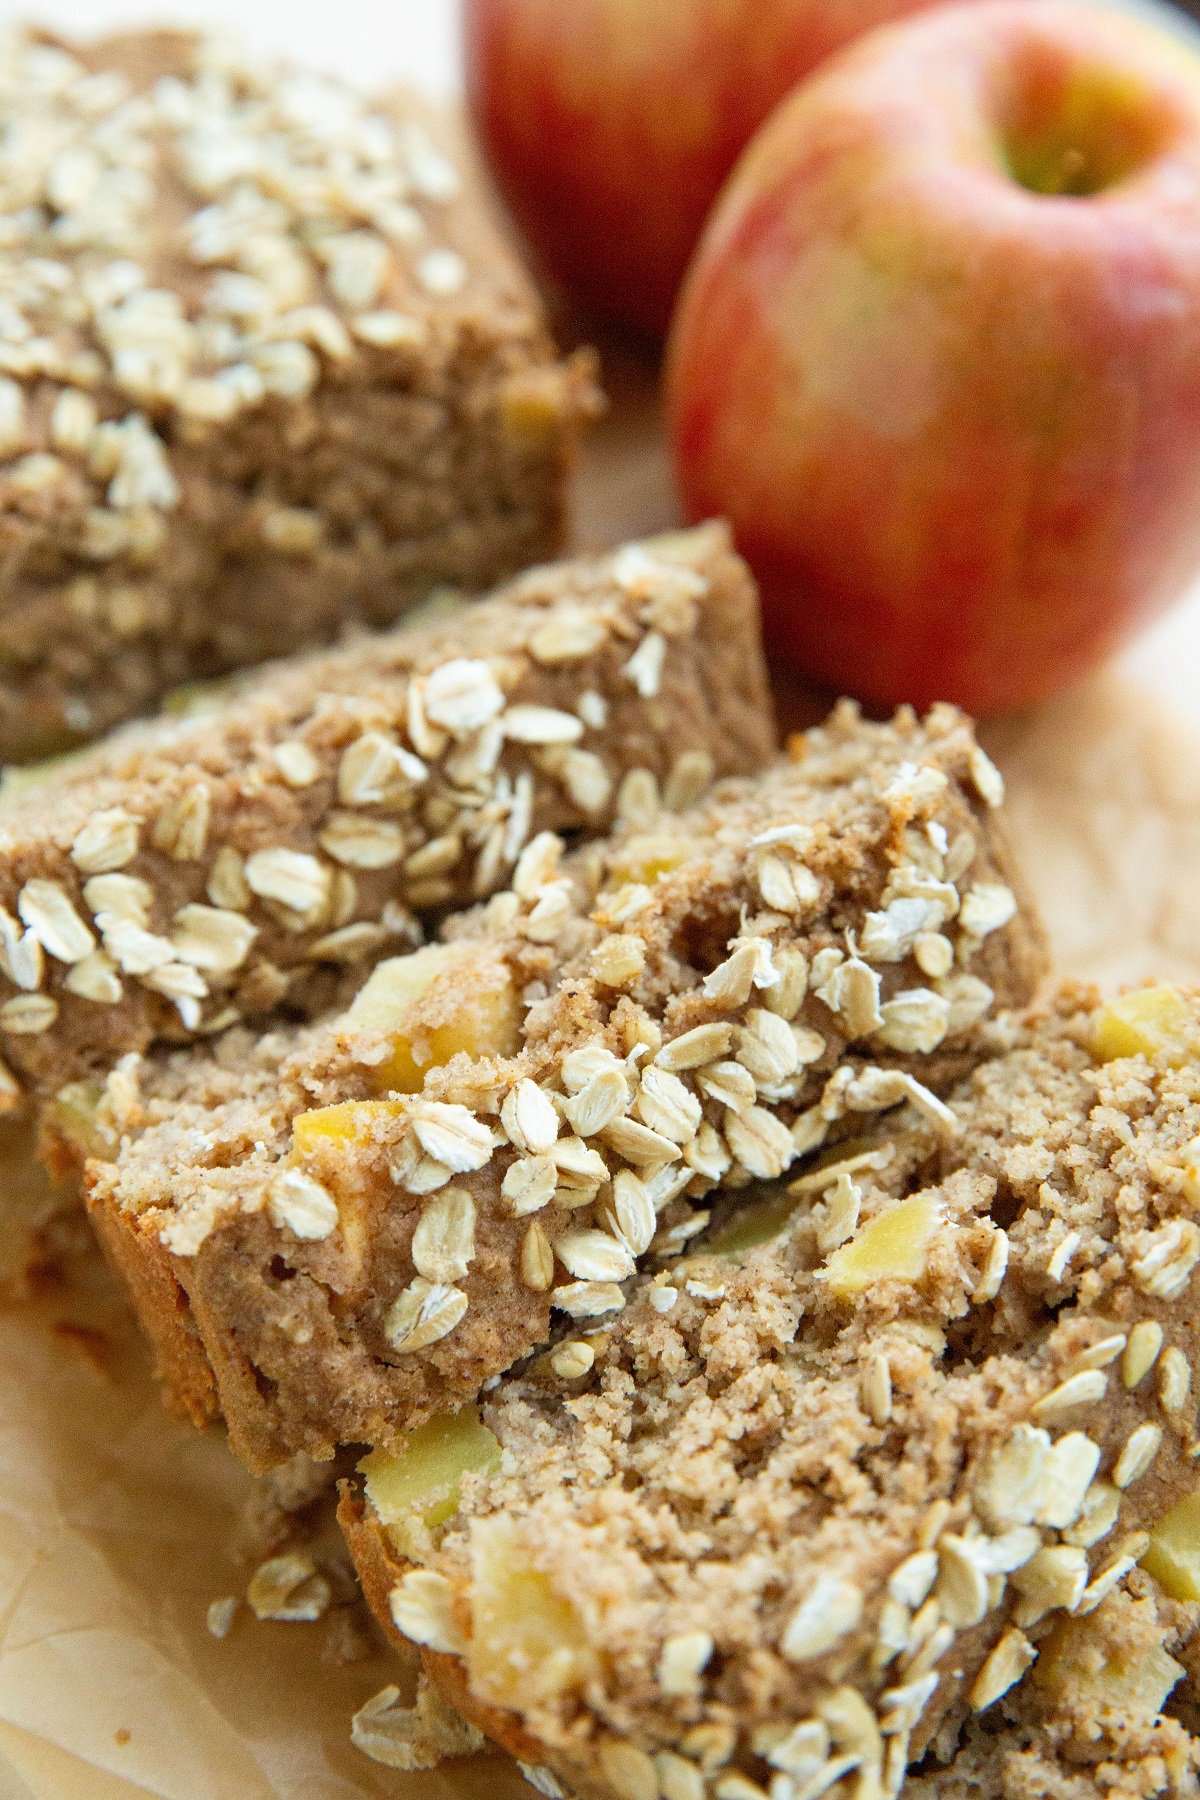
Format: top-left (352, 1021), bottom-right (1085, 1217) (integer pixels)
top-left (0, 0), bottom-right (462, 88)
top-left (5, 0), bottom-right (1199, 89)
top-left (1, 0), bottom-right (1192, 720)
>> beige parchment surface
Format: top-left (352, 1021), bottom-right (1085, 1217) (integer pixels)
top-left (0, 340), bottom-right (1197, 1800)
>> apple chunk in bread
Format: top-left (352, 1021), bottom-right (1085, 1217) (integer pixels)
top-left (1036, 1614), bottom-right (1184, 1721)
top-left (361, 1408), bottom-right (503, 1543)
top-left (284, 938), bottom-right (523, 1269)
top-left (465, 1515), bottom-right (598, 1709)
top-left (1140, 1490), bottom-right (1200, 1602)
top-left (1092, 985), bottom-right (1199, 1068)
top-left (605, 831), bottom-right (691, 888)
top-left (291, 1099), bottom-right (406, 1157)
top-left (821, 1193), bottom-right (941, 1296)
top-left (343, 944), bottom-right (523, 1093)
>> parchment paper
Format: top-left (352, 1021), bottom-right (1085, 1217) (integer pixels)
top-left (0, 337), bottom-right (1198, 1800)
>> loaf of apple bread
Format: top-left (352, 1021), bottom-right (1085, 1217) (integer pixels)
top-left (340, 982), bottom-right (1200, 1800)
top-left (0, 523), bottom-right (772, 1102)
top-left (79, 703), bottom-right (1045, 1471)
top-left (0, 26), bottom-right (597, 762)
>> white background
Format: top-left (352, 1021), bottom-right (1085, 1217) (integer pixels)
top-left (0, 0), bottom-right (463, 90)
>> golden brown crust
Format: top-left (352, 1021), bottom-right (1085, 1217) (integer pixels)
top-left (85, 705), bottom-right (1046, 1471)
top-left (337, 1486), bottom-right (547, 1768)
top-left (1, 524), bottom-right (770, 1097)
top-left (0, 27), bottom-right (596, 762)
top-left (87, 1181), bottom-right (218, 1429)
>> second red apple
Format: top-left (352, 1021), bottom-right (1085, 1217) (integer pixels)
top-left (463, 0), bottom-right (954, 336)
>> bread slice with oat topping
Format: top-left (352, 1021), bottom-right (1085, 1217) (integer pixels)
top-left (0, 523), bottom-right (771, 1102)
top-left (339, 981), bottom-right (1200, 1800)
top-left (0, 26), bottom-right (597, 762)
top-left (80, 703), bottom-right (1045, 1471)
top-left (350, 1552), bottom-right (1200, 1795)
top-left (346, 1584), bottom-right (1200, 1800)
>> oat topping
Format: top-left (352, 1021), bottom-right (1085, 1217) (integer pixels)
top-left (1030, 1369), bottom-right (1108, 1422)
top-left (385, 1279), bottom-right (469, 1354)
top-left (0, 29), bottom-right (477, 459)
top-left (18, 879), bottom-right (95, 964)
top-left (549, 1340), bottom-right (595, 1382)
top-left (246, 1550), bottom-right (330, 1623)
top-left (781, 1574), bottom-right (864, 1661)
top-left (519, 1221), bottom-right (555, 1292)
top-left (0, 993), bottom-right (57, 1033)
top-left (70, 807), bottom-right (140, 874)
top-left (1123, 1319), bottom-right (1164, 1388)
top-left (1158, 1345), bottom-right (1191, 1415)
top-left (351, 1676), bottom-right (484, 1773)
top-left (268, 1166), bottom-right (337, 1241)
top-left (388, 1569), bottom-right (462, 1655)
top-left (410, 1187), bottom-right (476, 1284)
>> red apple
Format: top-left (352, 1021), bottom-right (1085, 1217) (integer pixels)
top-left (463, 0), bottom-right (956, 337)
top-left (668, 0), bottom-right (1200, 714)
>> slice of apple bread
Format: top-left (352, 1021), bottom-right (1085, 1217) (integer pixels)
top-left (0, 522), bottom-right (772, 1101)
top-left (80, 702), bottom-right (1045, 1471)
top-left (340, 982), bottom-right (1200, 1800)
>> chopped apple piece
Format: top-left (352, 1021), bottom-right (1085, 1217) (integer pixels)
top-left (466, 1515), bottom-right (598, 1709)
top-left (345, 945), bottom-right (465, 1035)
top-left (361, 1408), bottom-right (502, 1533)
top-left (608, 833), bottom-right (690, 887)
top-left (499, 369), bottom-right (568, 445)
top-left (1141, 1489), bottom-right (1200, 1601)
top-left (1036, 1615), bottom-right (1183, 1719)
top-left (289, 1099), bottom-right (407, 1269)
top-left (1092, 985), bottom-right (1196, 1067)
top-left (822, 1194), bottom-right (941, 1296)
top-left (291, 1098), bottom-right (405, 1158)
top-left (345, 944), bottom-right (522, 1093)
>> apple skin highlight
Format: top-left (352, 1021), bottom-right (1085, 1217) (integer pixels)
top-left (667, 1), bottom-right (1200, 714)
top-left (464, 0), bottom-right (953, 337)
